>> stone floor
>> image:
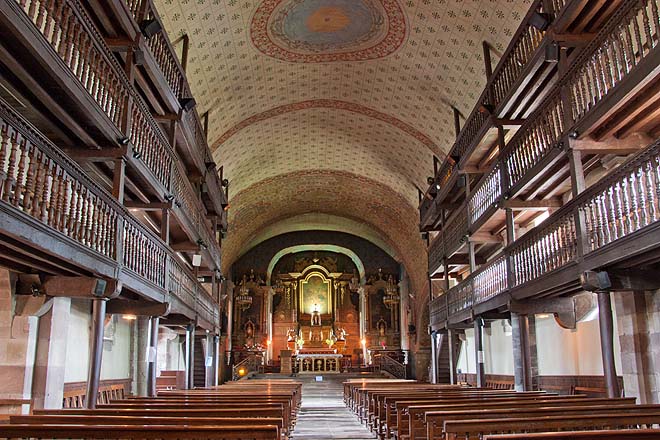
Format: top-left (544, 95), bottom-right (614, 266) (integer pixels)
top-left (278, 374), bottom-right (378, 440)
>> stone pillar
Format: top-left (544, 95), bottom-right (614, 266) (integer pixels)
top-left (185, 324), bottom-right (195, 389)
top-left (85, 299), bottom-right (107, 408)
top-left (205, 332), bottom-right (214, 387)
top-left (146, 317), bottom-right (159, 397)
top-left (511, 313), bottom-right (538, 391)
top-left (598, 291), bottom-right (621, 398)
top-left (32, 297), bottom-right (71, 409)
top-left (429, 331), bottom-right (438, 384)
top-left (474, 318), bottom-right (486, 388)
top-left (447, 329), bottom-right (458, 385)
top-left (135, 317), bottom-right (150, 396)
top-left (613, 291), bottom-right (659, 403)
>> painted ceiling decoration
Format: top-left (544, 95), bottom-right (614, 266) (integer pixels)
top-left (211, 99), bottom-right (440, 153)
top-left (153, 0), bottom-right (531, 300)
top-left (251, 0), bottom-right (406, 62)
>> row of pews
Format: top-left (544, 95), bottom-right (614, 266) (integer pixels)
top-left (0, 379), bottom-right (301, 439)
top-left (344, 379), bottom-right (660, 440)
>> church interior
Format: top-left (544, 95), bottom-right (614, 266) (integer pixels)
top-left (0, 0), bottom-right (659, 438)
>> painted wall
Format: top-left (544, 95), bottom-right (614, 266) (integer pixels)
top-left (456, 314), bottom-right (622, 376)
top-left (63, 300), bottom-right (131, 383)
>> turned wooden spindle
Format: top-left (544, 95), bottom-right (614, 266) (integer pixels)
top-left (0, 124), bottom-right (11, 199)
top-left (12, 139), bottom-right (29, 207)
top-left (23, 144), bottom-right (38, 212)
top-left (3, 132), bottom-right (19, 202)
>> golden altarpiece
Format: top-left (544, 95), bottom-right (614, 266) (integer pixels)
top-left (231, 252), bottom-right (402, 373)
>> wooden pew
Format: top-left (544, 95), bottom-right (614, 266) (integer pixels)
top-left (10, 414), bottom-right (284, 434)
top-left (402, 397), bottom-right (637, 440)
top-left (442, 413), bottom-right (660, 440)
top-left (0, 424), bottom-right (279, 439)
top-left (483, 429), bottom-right (660, 439)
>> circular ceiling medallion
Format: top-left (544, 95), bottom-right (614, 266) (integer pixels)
top-left (251, 0), bottom-right (406, 62)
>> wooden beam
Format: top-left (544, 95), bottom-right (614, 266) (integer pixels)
top-left (42, 276), bottom-right (121, 299)
top-left (124, 201), bottom-right (172, 211)
top-left (65, 147), bottom-right (128, 161)
top-left (502, 198), bottom-right (562, 210)
top-left (468, 232), bottom-right (503, 244)
top-left (495, 118), bottom-right (526, 128)
top-left (171, 242), bottom-right (200, 252)
top-left (549, 32), bottom-right (597, 45)
top-left (104, 37), bottom-right (135, 52)
top-left (106, 299), bottom-right (170, 316)
top-left (570, 132), bottom-right (653, 155)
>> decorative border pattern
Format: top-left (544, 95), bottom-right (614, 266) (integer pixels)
top-left (250, 0), bottom-right (407, 63)
top-left (212, 99), bottom-right (439, 152)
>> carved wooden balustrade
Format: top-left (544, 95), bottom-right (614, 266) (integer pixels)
top-left (12, 0), bottom-right (223, 268)
top-left (468, 163), bottom-right (502, 228)
top-left (427, 0), bottom-right (660, 272)
top-left (489, 0), bottom-right (548, 112)
top-left (0, 96), bottom-right (219, 329)
top-left (431, 135), bottom-right (660, 328)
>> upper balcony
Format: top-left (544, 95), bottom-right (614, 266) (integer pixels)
top-left (420, 0), bottom-right (628, 231)
top-left (431, 134), bottom-right (660, 329)
top-left (428, 0), bottom-right (660, 276)
top-left (0, 95), bottom-right (219, 330)
top-left (0, 0), bottom-right (225, 272)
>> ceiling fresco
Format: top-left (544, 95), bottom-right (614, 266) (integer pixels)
top-left (154, 0), bottom-right (531, 298)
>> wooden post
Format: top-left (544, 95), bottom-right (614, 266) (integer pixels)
top-left (160, 208), bottom-right (170, 243)
top-left (213, 334), bottom-right (220, 386)
top-left (474, 318), bottom-right (486, 387)
top-left (85, 299), bottom-right (107, 408)
top-left (598, 291), bottom-right (621, 398)
top-left (453, 107), bottom-right (461, 138)
top-left (185, 324), bottom-right (195, 389)
top-left (146, 317), bottom-right (159, 397)
top-left (112, 158), bottom-right (126, 203)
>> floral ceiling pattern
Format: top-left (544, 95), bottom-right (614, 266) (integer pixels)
top-left (154, 0), bottom-right (531, 298)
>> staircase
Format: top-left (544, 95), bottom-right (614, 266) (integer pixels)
top-left (436, 331), bottom-right (463, 384)
top-left (193, 336), bottom-right (207, 388)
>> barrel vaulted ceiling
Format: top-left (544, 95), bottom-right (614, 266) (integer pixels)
top-left (154, 0), bottom-right (531, 293)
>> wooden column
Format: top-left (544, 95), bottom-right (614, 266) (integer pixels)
top-left (112, 158), bottom-right (126, 203)
top-left (161, 208), bottom-right (170, 244)
top-left (85, 299), bottom-right (107, 409)
top-left (146, 317), bottom-right (159, 397)
top-left (213, 334), bottom-right (220, 386)
top-left (474, 318), bottom-right (486, 387)
top-left (185, 324), bottom-right (195, 389)
top-left (598, 291), bottom-right (621, 398)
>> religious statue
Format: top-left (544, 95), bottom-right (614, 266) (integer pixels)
top-left (377, 318), bottom-right (387, 348)
top-left (244, 319), bottom-right (255, 347)
top-left (286, 328), bottom-right (297, 350)
top-left (311, 304), bottom-right (321, 326)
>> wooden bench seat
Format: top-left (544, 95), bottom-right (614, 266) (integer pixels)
top-left (401, 397), bottom-right (637, 440)
top-left (0, 424), bottom-right (280, 439)
top-left (483, 429), bottom-right (660, 439)
top-left (442, 413), bottom-right (660, 440)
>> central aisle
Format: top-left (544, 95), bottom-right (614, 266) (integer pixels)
top-left (289, 375), bottom-right (378, 440)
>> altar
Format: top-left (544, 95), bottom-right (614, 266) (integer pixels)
top-left (295, 353), bottom-right (343, 373)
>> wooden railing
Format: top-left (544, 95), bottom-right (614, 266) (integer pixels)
top-left (13, 0), bottom-right (222, 268)
top-left (0, 95), bottom-right (219, 328)
top-left (468, 163), bottom-right (502, 227)
top-left (232, 353), bottom-right (262, 381)
top-left (489, 0), bottom-right (548, 110)
top-left (431, 135), bottom-right (660, 326)
top-left (427, 0), bottom-right (660, 270)
top-left (374, 354), bottom-right (407, 379)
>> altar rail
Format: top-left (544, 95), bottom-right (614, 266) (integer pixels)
top-left (431, 134), bottom-right (660, 327)
top-left (10, 0), bottom-right (222, 268)
top-left (0, 95), bottom-right (219, 329)
top-left (373, 353), bottom-right (407, 379)
top-left (428, 0), bottom-right (660, 272)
